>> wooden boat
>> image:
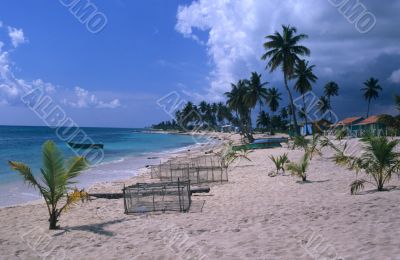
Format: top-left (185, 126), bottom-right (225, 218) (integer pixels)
top-left (233, 137), bottom-right (288, 151)
top-left (68, 142), bottom-right (104, 149)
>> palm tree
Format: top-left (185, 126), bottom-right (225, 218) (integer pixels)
top-left (262, 25), bottom-right (310, 135)
top-left (216, 102), bottom-right (226, 124)
top-left (199, 101), bottom-right (208, 114)
top-left (244, 72), bottom-right (269, 113)
top-left (9, 141), bottom-right (89, 229)
top-left (317, 96), bottom-right (330, 119)
top-left (324, 81), bottom-right (339, 122)
top-left (266, 87), bottom-right (282, 113)
top-left (256, 111), bottom-right (270, 132)
top-left (225, 82), bottom-right (242, 118)
top-left (361, 78), bottom-right (382, 117)
top-left (225, 80), bottom-right (254, 142)
top-left (181, 101), bottom-right (197, 128)
top-left (280, 107), bottom-right (288, 120)
top-left (286, 152), bottom-right (310, 182)
top-left (378, 95), bottom-right (400, 136)
top-left (333, 136), bottom-right (400, 193)
top-left (293, 60), bottom-right (318, 135)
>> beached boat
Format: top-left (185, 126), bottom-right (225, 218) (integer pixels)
top-left (233, 137), bottom-right (288, 151)
top-left (68, 142), bottom-right (104, 149)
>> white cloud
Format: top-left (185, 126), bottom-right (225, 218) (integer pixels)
top-left (389, 69), bottom-right (400, 83)
top-left (97, 99), bottom-right (121, 108)
top-left (66, 86), bottom-right (121, 109)
top-left (176, 0), bottom-right (400, 101)
top-left (0, 24), bottom-right (121, 109)
top-left (7, 26), bottom-right (26, 48)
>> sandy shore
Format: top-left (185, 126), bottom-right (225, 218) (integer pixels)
top-left (1, 133), bottom-right (400, 259)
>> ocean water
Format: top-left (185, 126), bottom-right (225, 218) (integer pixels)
top-left (0, 125), bottom-right (208, 207)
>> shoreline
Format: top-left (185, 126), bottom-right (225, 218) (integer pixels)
top-left (0, 131), bottom-right (225, 209)
top-left (1, 134), bottom-right (400, 259)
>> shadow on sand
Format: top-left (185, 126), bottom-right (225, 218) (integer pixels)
top-left (355, 185), bottom-right (400, 195)
top-left (296, 179), bottom-right (331, 184)
top-left (55, 219), bottom-right (126, 237)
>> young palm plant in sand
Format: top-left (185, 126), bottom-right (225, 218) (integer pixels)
top-left (286, 153), bottom-right (310, 182)
top-left (215, 142), bottom-right (251, 170)
top-left (332, 136), bottom-right (400, 194)
top-left (9, 140), bottom-right (89, 229)
top-left (292, 134), bottom-right (321, 160)
top-left (268, 153), bottom-right (289, 176)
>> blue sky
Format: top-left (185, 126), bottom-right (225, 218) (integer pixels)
top-left (0, 0), bottom-right (209, 127)
top-left (0, 0), bottom-right (399, 128)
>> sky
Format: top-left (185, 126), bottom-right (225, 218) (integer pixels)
top-left (0, 0), bottom-right (399, 128)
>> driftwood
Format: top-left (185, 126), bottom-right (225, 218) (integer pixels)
top-left (190, 187), bottom-right (210, 194)
top-left (89, 186), bottom-right (210, 200)
top-left (89, 193), bottom-right (123, 199)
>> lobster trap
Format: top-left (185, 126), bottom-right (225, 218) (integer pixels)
top-left (149, 155), bottom-right (228, 184)
top-left (123, 179), bottom-right (191, 214)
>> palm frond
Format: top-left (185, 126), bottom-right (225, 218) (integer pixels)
top-left (293, 136), bottom-right (309, 151)
top-left (59, 188), bottom-right (90, 215)
top-left (286, 153), bottom-right (309, 181)
top-left (9, 161), bottom-right (42, 189)
top-left (66, 156), bottom-right (89, 180)
top-left (9, 140), bottom-right (90, 229)
top-left (350, 179), bottom-right (366, 195)
top-left (41, 141), bottom-right (67, 199)
top-left (332, 136), bottom-right (400, 193)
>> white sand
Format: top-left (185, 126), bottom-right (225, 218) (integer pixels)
top-left (1, 134), bottom-right (400, 259)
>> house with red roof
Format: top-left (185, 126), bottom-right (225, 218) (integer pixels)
top-left (335, 116), bottom-right (364, 128)
top-left (351, 115), bottom-right (387, 136)
top-left (334, 116), bottom-right (364, 135)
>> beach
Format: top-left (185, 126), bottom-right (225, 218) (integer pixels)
top-left (1, 133), bottom-right (400, 259)
top-left (0, 126), bottom-right (213, 207)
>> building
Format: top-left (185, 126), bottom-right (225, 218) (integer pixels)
top-left (351, 115), bottom-right (387, 136)
top-left (335, 116), bottom-right (364, 135)
top-left (300, 119), bottom-right (332, 136)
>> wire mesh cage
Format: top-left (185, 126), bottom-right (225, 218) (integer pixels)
top-left (123, 179), bottom-right (191, 214)
top-left (149, 155), bottom-right (228, 184)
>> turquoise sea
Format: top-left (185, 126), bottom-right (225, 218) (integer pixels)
top-left (0, 125), bottom-right (208, 207)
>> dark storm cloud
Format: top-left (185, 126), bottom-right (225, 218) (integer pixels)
top-left (176, 0), bottom-right (400, 118)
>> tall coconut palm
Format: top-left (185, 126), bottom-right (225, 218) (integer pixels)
top-left (216, 102), bottom-right (226, 124)
top-left (225, 80), bottom-right (254, 142)
top-left (293, 60), bottom-right (318, 135)
top-left (361, 78), bottom-right (382, 117)
top-left (244, 72), bottom-right (269, 113)
top-left (199, 101), bottom-right (208, 114)
top-left (262, 25), bottom-right (310, 135)
top-left (280, 107), bottom-right (288, 120)
top-left (266, 87), bottom-right (282, 114)
top-left (256, 111), bottom-right (270, 132)
top-left (317, 96), bottom-right (330, 119)
top-left (225, 80), bottom-right (246, 117)
top-left (181, 101), bottom-right (197, 128)
top-left (9, 141), bottom-right (89, 229)
top-left (324, 81), bottom-right (339, 121)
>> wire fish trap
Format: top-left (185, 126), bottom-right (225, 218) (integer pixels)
top-left (123, 179), bottom-right (191, 214)
top-left (148, 155), bottom-right (228, 184)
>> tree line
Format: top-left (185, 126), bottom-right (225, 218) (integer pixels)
top-left (153, 25), bottom-right (394, 139)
